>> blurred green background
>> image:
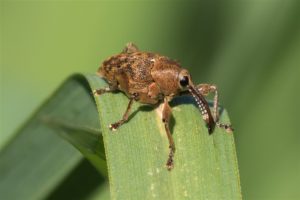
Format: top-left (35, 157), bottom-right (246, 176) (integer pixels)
top-left (1, 0), bottom-right (300, 199)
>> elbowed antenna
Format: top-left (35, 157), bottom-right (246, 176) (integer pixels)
top-left (187, 84), bottom-right (215, 134)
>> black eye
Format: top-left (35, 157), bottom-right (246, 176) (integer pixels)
top-left (179, 76), bottom-right (189, 87)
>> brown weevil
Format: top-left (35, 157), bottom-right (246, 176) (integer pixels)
top-left (93, 43), bottom-right (233, 170)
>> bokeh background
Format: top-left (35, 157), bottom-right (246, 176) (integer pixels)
top-left (1, 0), bottom-right (300, 199)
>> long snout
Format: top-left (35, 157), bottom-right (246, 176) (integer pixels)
top-left (187, 83), bottom-right (215, 134)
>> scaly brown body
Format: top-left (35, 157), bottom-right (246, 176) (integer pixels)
top-left (94, 43), bottom-right (233, 170)
top-left (98, 51), bottom-right (183, 104)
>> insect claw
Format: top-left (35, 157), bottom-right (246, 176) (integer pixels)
top-left (166, 146), bottom-right (175, 171)
top-left (216, 122), bottom-right (234, 133)
top-left (225, 126), bottom-right (234, 133)
top-left (109, 123), bottom-right (118, 131)
top-left (92, 89), bottom-right (100, 96)
top-left (166, 158), bottom-right (174, 171)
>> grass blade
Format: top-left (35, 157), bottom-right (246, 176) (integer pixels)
top-left (0, 73), bottom-right (241, 199)
top-left (87, 74), bottom-right (241, 199)
top-left (0, 75), bottom-right (103, 200)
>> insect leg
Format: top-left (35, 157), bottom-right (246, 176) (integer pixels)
top-left (162, 98), bottom-right (175, 171)
top-left (196, 84), bottom-right (233, 133)
top-left (92, 87), bottom-right (114, 96)
top-left (122, 42), bottom-right (139, 53)
top-left (196, 84), bottom-right (219, 121)
top-left (109, 95), bottom-right (135, 131)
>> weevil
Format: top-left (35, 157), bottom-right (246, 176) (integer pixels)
top-left (93, 43), bottom-right (233, 170)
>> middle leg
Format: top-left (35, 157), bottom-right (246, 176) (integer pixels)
top-left (109, 94), bottom-right (137, 131)
top-left (162, 97), bottom-right (175, 171)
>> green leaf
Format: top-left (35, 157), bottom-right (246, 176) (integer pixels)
top-left (0, 75), bottom-right (108, 200)
top-left (88, 74), bottom-right (241, 199)
top-left (0, 73), bottom-right (241, 199)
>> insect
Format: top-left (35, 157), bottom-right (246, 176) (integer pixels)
top-left (93, 43), bottom-right (233, 170)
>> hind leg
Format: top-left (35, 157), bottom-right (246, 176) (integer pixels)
top-left (93, 80), bottom-right (118, 96)
top-left (93, 86), bottom-right (115, 96)
top-left (122, 42), bottom-right (139, 53)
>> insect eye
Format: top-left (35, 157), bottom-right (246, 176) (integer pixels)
top-left (179, 76), bottom-right (189, 87)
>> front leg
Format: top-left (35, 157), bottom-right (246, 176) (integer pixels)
top-left (162, 97), bottom-right (176, 171)
top-left (196, 84), bottom-right (219, 121)
top-left (196, 84), bottom-right (233, 133)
